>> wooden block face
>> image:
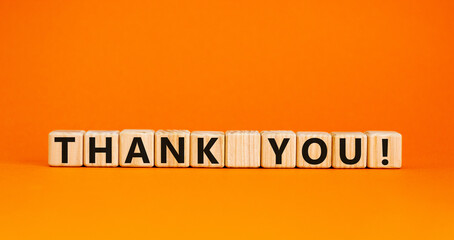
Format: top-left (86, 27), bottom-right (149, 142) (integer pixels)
top-left (225, 130), bottom-right (260, 168)
top-left (261, 131), bottom-right (296, 168)
top-left (332, 132), bottom-right (367, 168)
top-left (120, 130), bottom-right (155, 167)
top-left (155, 130), bottom-right (190, 167)
top-left (48, 130), bottom-right (85, 166)
top-left (366, 131), bottom-right (402, 168)
top-left (84, 131), bottom-right (119, 167)
top-left (296, 132), bottom-right (332, 168)
top-left (190, 131), bottom-right (225, 168)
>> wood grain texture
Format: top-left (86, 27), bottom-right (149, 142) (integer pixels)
top-left (261, 131), bottom-right (296, 168)
top-left (155, 130), bottom-right (190, 167)
top-left (225, 130), bottom-right (260, 168)
top-left (84, 130), bottom-right (119, 167)
top-left (332, 132), bottom-right (367, 168)
top-left (48, 130), bottom-right (85, 167)
top-left (190, 131), bottom-right (225, 168)
top-left (296, 132), bottom-right (332, 168)
top-left (366, 131), bottom-right (402, 168)
top-left (119, 129), bottom-right (155, 167)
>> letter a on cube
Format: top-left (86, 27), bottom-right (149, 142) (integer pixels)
top-left (120, 129), bottom-right (155, 167)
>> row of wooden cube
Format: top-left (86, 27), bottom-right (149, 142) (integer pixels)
top-left (48, 130), bottom-right (402, 168)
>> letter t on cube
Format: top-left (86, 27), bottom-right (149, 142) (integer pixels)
top-left (48, 130), bottom-right (85, 166)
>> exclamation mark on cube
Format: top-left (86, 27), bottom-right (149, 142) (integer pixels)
top-left (382, 139), bottom-right (389, 166)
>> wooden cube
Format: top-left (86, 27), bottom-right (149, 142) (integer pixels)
top-left (120, 129), bottom-right (155, 167)
top-left (48, 130), bottom-right (85, 166)
top-left (155, 130), bottom-right (190, 167)
top-left (332, 132), bottom-right (367, 168)
top-left (84, 131), bottom-right (119, 167)
top-left (225, 130), bottom-right (260, 168)
top-left (261, 131), bottom-right (296, 168)
top-left (190, 131), bottom-right (225, 168)
top-left (366, 131), bottom-right (402, 168)
top-left (296, 132), bottom-right (332, 168)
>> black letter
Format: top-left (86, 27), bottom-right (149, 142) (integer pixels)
top-left (339, 138), bottom-right (362, 164)
top-left (89, 137), bottom-right (112, 164)
top-left (54, 137), bottom-right (75, 164)
top-left (125, 137), bottom-right (150, 164)
top-left (198, 138), bottom-right (219, 164)
top-left (268, 138), bottom-right (290, 164)
top-left (161, 137), bottom-right (185, 164)
top-left (302, 138), bottom-right (327, 165)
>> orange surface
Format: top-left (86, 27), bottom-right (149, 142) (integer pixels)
top-left (0, 0), bottom-right (453, 239)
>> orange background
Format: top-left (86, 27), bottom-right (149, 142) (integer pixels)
top-left (0, 0), bottom-right (453, 239)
